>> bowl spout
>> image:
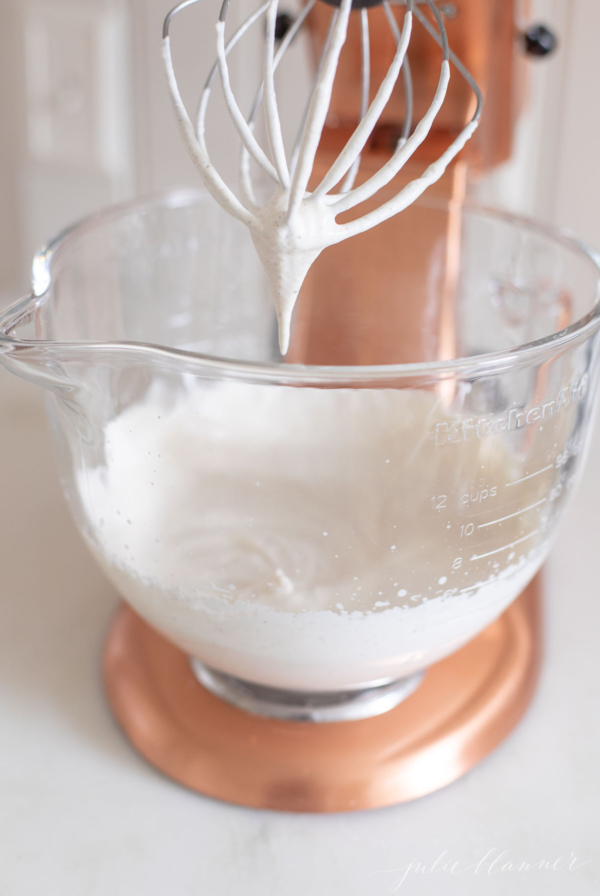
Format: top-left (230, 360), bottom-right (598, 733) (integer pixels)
top-left (0, 293), bottom-right (77, 393)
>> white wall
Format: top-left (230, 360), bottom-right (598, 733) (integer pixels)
top-left (476, 0), bottom-right (600, 253)
top-left (551, 0), bottom-right (600, 248)
top-left (0, 0), bottom-right (135, 297)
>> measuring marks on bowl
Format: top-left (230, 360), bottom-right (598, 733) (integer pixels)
top-left (446, 459), bottom-right (561, 581)
top-left (504, 464), bottom-right (555, 488)
top-left (469, 464), bottom-right (557, 559)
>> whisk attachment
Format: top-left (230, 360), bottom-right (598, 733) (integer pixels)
top-left (162, 0), bottom-right (482, 353)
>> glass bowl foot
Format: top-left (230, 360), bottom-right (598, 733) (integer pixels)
top-left (190, 660), bottom-right (424, 722)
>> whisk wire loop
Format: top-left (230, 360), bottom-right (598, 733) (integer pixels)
top-left (313, 0), bottom-right (413, 199)
top-left (338, 7), bottom-right (370, 194)
top-left (162, 25), bottom-right (254, 225)
top-left (289, 4), bottom-right (339, 176)
top-left (216, 6), bottom-right (279, 181)
top-left (383, 0), bottom-right (412, 148)
top-left (264, 0), bottom-right (292, 186)
top-left (287, 0), bottom-right (354, 221)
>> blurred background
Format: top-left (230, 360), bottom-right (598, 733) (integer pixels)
top-left (0, 0), bottom-right (599, 306)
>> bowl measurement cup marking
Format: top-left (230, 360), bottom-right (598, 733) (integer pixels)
top-left (504, 465), bottom-right (554, 487)
top-left (476, 499), bottom-right (547, 529)
top-left (470, 530), bottom-right (539, 562)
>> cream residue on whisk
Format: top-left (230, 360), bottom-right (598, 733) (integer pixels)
top-left (162, 0), bottom-right (481, 352)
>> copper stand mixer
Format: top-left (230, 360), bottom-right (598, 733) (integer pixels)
top-left (98, 0), bottom-right (561, 811)
top-left (0, 0), bottom-right (576, 818)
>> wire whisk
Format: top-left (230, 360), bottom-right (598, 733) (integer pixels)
top-left (163, 0), bottom-right (482, 352)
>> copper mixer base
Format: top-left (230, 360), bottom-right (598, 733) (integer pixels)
top-left (103, 576), bottom-right (541, 812)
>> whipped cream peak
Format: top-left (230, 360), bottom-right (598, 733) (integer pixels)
top-left (250, 190), bottom-right (336, 352)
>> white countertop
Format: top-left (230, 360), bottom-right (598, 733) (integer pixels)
top-left (1, 368), bottom-right (598, 896)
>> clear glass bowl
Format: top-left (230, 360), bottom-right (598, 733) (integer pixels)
top-left (2, 189), bottom-right (600, 721)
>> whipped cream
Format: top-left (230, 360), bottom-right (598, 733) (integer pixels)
top-left (77, 381), bottom-right (555, 691)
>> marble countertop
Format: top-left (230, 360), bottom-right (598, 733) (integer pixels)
top-left (1, 368), bottom-right (598, 896)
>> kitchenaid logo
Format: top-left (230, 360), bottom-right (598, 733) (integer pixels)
top-left (434, 374), bottom-right (588, 446)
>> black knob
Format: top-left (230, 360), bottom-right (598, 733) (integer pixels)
top-left (523, 24), bottom-right (558, 58)
top-left (275, 12), bottom-right (295, 41)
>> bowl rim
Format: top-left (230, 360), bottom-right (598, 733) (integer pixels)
top-left (3, 187), bottom-right (600, 386)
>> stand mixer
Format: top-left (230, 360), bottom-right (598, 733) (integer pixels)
top-left (1, 1), bottom-right (597, 813)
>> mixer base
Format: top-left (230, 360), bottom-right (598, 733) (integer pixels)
top-left (103, 576), bottom-right (541, 812)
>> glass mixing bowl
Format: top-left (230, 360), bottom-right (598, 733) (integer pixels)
top-left (1, 190), bottom-right (600, 721)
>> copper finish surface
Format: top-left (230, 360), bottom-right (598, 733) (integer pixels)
top-left (288, 0), bottom-right (520, 365)
top-left (288, 160), bottom-right (467, 366)
top-left (103, 576), bottom-right (541, 813)
top-left (305, 0), bottom-right (516, 171)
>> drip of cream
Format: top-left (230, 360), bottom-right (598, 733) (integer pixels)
top-left (161, 0), bottom-right (481, 352)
